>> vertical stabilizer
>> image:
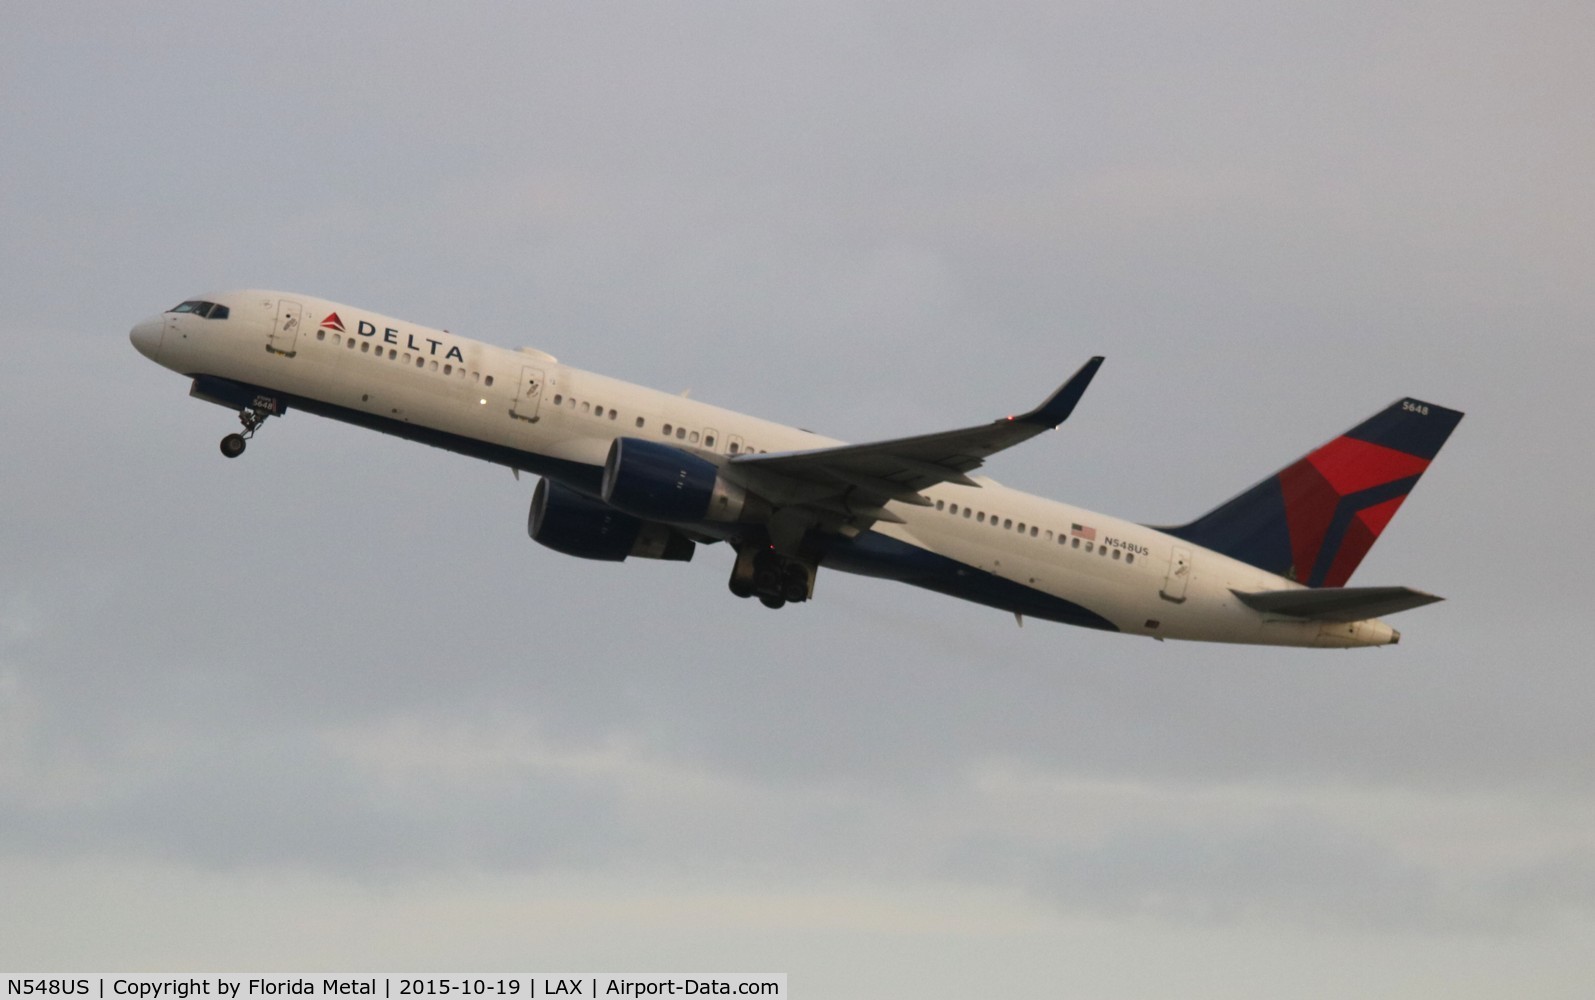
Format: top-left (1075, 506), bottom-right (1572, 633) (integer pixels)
top-left (1164, 399), bottom-right (1463, 586)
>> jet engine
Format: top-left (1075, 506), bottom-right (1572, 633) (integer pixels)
top-left (529, 478), bottom-right (695, 562)
top-left (600, 438), bottom-right (767, 524)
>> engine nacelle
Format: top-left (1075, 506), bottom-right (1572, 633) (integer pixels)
top-left (601, 437), bottom-right (766, 524)
top-left (529, 478), bottom-right (694, 562)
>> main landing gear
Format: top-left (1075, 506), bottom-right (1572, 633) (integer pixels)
top-left (219, 404), bottom-right (272, 458)
top-left (729, 543), bottom-right (817, 609)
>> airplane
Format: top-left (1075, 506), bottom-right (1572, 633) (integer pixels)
top-left (130, 291), bottom-right (1463, 648)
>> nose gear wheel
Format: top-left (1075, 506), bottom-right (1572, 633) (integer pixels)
top-left (220, 404), bottom-right (273, 458)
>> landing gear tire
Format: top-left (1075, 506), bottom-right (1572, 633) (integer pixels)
top-left (755, 564), bottom-right (782, 595)
top-left (220, 403), bottom-right (274, 458)
top-left (781, 564), bottom-right (810, 603)
top-left (730, 543), bottom-right (816, 609)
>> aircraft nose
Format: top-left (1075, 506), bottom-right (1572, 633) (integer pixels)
top-left (130, 315), bottom-right (163, 361)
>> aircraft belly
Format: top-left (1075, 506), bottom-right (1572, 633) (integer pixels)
top-left (820, 529), bottom-right (1120, 631)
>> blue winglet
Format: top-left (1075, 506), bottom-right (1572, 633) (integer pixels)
top-left (1017, 356), bottom-right (1104, 428)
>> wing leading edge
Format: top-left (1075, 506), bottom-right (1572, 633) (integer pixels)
top-left (727, 357), bottom-right (1104, 517)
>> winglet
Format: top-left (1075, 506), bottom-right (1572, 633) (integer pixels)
top-left (1017, 356), bottom-right (1104, 428)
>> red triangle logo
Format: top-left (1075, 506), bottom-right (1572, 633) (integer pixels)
top-left (320, 312), bottom-right (346, 333)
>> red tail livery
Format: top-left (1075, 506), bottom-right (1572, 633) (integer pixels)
top-left (1167, 399), bottom-right (1463, 587)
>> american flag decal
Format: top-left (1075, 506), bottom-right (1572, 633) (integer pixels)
top-left (1071, 523), bottom-right (1096, 541)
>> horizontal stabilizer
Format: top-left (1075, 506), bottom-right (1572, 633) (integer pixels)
top-left (1230, 585), bottom-right (1443, 622)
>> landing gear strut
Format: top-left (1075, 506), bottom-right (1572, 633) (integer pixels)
top-left (729, 544), bottom-right (816, 609)
top-left (220, 405), bottom-right (272, 458)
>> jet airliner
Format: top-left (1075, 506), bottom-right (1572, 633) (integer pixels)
top-left (130, 291), bottom-right (1462, 648)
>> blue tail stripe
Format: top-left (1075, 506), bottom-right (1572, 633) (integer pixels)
top-left (1344, 399), bottom-right (1464, 460)
top-left (1306, 474), bottom-right (1421, 587)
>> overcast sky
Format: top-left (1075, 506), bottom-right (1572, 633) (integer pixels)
top-left (3, 3), bottom-right (1593, 996)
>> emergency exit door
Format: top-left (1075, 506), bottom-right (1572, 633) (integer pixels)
top-left (512, 366), bottom-right (546, 421)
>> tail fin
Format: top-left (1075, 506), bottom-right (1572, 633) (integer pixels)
top-left (1164, 398), bottom-right (1463, 586)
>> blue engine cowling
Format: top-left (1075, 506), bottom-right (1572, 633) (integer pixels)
top-left (601, 437), bottom-right (762, 523)
top-left (529, 478), bottom-right (694, 562)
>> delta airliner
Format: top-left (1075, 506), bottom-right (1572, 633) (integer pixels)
top-left (130, 291), bottom-right (1463, 648)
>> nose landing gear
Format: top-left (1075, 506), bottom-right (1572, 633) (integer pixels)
top-left (729, 544), bottom-right (816, 609)
top-left (220, 404), bottom-right (272, 458)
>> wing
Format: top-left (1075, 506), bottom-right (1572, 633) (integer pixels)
top-left (726, 357), bottom-right (1103, 523)
top-left (1229, 585), bottom-right (1444, 622)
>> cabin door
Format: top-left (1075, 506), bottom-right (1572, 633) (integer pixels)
top-left (1160, 547), bottom-right (1192, 603)
top-left (268, 299), bottom-right (302, 357)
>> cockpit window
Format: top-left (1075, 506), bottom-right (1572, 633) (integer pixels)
top-left (169, 300), bottom-right (229, 319)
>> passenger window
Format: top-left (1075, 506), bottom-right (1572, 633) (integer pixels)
top-left (316, 330), bottom-right (325, 341)
top-left (1126, 553), bottom-right (1135, 564)
top-left (1004, 519), bottom-right (1013, 530)
top-left (484, 375), bottom-right (493, 386)
top-left (360, 342), bottom-right (370, 353)
top-left (689, 431), bottom-right (700, 444)
top-left (554, 394), bottom-right (563, 405)
top-left (390, 349), bottom-right (398, 359)
top-left (347, 339), bottom-right (356, 349)
top-left (977, 512), bottom-right (985, 523)
top-left (704, 433), bottom-right (714, 446)
top-left (663, 423), bottom-right (673, 436)
top-left (935, 500), bottom-right (945, 511)
top-left (444, 364), bottom-right (453, 375)
top-left (676, 427), bottom-right (686, 440)
top-left (728, 442), bottom-right (739, 454)
top-left (1113, 549), bottom-right (1121, 560)
top-left (636, 417), bottom-right (646, 428)
top-left (582, 402), bottom-right (590, 414)
top-left (1071, 538), bottom-right (1080, 548)
top-left (1030, 526), bottom-right (1039, 537)
top-left (963, 508), bottom-right (971, 518)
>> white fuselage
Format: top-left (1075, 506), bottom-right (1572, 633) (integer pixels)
top-left (130, 290), bottom-right (1398, 648)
